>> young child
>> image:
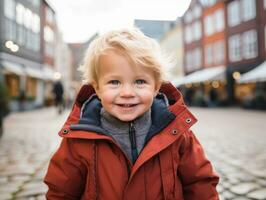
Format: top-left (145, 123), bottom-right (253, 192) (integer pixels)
top-left (44, 28), bottom-right (219, 200)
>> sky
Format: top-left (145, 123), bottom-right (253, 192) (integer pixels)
top-left (49, 0), bottom-right (191, 43)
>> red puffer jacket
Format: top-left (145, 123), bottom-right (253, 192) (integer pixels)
top-left (44, 83), bottom-right (219, 200)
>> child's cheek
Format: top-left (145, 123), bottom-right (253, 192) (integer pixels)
top-left (135, 89), bottom-right (155, 97)
top-left (101, 90), bottom-right (119, 102)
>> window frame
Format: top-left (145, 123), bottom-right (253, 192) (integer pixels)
top-left (242, 29), bottom-right (258, 59)
top-left (227, 1), bottom-right (241, 27)
top-left (241, 0), bottom-right (256, 22)
top-left (229, 34), bottom-right (242, 62)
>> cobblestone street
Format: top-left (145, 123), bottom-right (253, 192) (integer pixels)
top-left (192, 108), bottom-right (266, 200)
top-left (0, 108), bottom-right (67, 200)
top-left (0, 107), bottom-right (265, 199)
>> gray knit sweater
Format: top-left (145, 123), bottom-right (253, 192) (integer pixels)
top-left (100, 108), bottom-right (152, 163)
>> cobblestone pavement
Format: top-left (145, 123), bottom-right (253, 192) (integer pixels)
top-left (191, 107), bottom-right (266, 200)
top-left (0, 108), bottom-right (67, 200)
top-left (0, 107), bottom-right (265, 199)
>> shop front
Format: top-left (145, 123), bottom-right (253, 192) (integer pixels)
top-left (0, 60), bottom-right (55, 111)
top-left (174, 66), bottom-right (228, 107)
top-left (237, 60), bottom-right (266, 110)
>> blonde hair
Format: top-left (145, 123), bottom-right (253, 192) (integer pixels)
top-left (79, 27), bottom-right (169, 85)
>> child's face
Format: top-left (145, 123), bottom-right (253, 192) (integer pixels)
top-left (94, 50), bottom-right (160, 122)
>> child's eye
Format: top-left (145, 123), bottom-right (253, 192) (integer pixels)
top-left (108, 80), bottom-right (120, 85)
top-left (135, 79), bottom-right (146, 85)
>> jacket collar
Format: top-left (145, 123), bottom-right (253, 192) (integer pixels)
top-left (69, 91), bottom-right (176, 143)
top-left (58, 82), bottom-right (197, 141)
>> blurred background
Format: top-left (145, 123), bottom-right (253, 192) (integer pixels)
top-left (0, 0), bottom-right (266, 199)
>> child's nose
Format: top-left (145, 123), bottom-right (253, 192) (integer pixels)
top-left (120, 85), bottom-right (135, 97)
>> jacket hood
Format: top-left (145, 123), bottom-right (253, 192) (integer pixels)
top-left (58, 82), bottom-right (197, 140)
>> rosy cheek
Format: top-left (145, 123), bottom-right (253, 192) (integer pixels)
top-left (136, 90), bottom-right (154, 98)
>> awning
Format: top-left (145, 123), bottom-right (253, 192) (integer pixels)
top-left (24, 66), bottom-right (44, 79)
top-left (175, 66), bottom-right (226, 86)
top-left (0, 60), bottom-right (56, 81)
top-left (0, 61), bottom-right (25, 76)
top-left (237, 60), bottom-right (266, 83)
top-left (43, 66), bottom-right (56, 81)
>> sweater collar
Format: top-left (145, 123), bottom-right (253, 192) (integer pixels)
top-left (100, 108), bottom-right (152, 135)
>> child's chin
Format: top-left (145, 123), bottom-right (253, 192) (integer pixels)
top-left (116, 115), bottom-right (139, 122)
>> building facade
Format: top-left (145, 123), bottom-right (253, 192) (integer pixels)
top-left (201, 0), bottom-right (228, 104)
top-left (0, 0), bottom-right (43, 110)
top-left (40, 0), bottom-right (58, 105)
top-left (225, 0), bottom-right (266, 102)
top-left (182, 0), bottom-right (204, 74)
top-left (159, 18), bottom-right (184, 82)
top-left (55, 31), bottom-right (75, 106)
top-left (180, 0), bottom-right (266, 105)
top-left (0, 0), bottom-right (60, 111)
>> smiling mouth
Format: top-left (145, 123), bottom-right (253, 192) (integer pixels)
top-left (117, 104), bottom-right (138, 107)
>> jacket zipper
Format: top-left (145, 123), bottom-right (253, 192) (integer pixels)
top-left (129, 122), bottom-right (138, 163)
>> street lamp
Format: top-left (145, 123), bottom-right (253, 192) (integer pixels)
top-left (5, 40), bottom-right (19, 52)
top-left (232, 71), bottom-right (241, 80)
top-left (53, 72), bottom-right (62, 80)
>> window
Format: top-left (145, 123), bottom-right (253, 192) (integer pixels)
top-left (26, 78), bottom-right (37, 97)
top-left (193, 5), bottom-right (202, 19)
top-left (185, 25), bottom-right (192, 44)
top-left (241, 0), bottom-right (256, 21)
top-left (228, 1), bottom-right (240, 27)
top-left (186, 48), bottom-right (202, 72)
top-left (185, 52), bottom-right (192, 72)
top-left (46, 7), bottom-right (54, 23)
top-left (214, 9), bottom-right (224, 32)
top-left (6, 75), bottom-right (19, 97)
top-left (229, 34), bottom-right (241, 62)
top-left (193, 21), bottom-right (202, 41)
top-left (194, 48), bottom-right (202, 70)
top-left (16, 3), bottom-right (25, 25)
top-left (24, 8), bottom-right (33, 29)
top-left (32, 0), bottom-right (40, 7)
top-left (205, 44), bottom-right (213, 65)
top-left (26, 29), bottom-right (32, 49)
top-left (5, 19), bottom-right (16, 41)
top-left (242, 29), bottom-right (257, 59)
top-left (32, 14), bottom-right (40, 33)
top-left (204, 15), bottom-right (213, 36)
top-left (264, 0), bottom-right (266, 9)
top-left (33, 34), bottom-right (40, 52)
top-left (44, 26), bottom-right (54, 42)
top-left (4, 0), bottom-right (15, 19)
top-left (184, 11), bottom-right (193, 23)
top-left (202, 0), bottom-right (217, 7)
top-left (44, 25), bottom-right (55, 56)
